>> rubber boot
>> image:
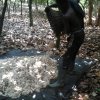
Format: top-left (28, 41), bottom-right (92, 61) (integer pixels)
top-left (49, 67), bottom-right (67, 88)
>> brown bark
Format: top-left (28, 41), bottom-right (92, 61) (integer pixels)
top-left (95, 7), bottom-right (100, 26)
top-left (47, 0), bottom-right (49, 6)
top-left (0, 0), bottom-right (8, 35)
top-left (20, 0), bottom-right (23, 15)
top-left (35, 0), bottom-right (38, 11)
top-left (29, 0), bottom-right (33, 26)
top-left (87, 0), bottom-right (93, 26)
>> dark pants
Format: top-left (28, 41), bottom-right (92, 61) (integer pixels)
top-left (62, 29), bottom-right (85, 70)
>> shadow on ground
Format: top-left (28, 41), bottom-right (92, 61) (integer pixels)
top-left (0, 49), bottom-right (96, 100)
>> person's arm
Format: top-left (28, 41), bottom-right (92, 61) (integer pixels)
top-left (48, 4), bottom-right (58, 8)
top-left (45, 4), bottom-right (58, 13)
top-left (70, 0), bottom-right (85, 18)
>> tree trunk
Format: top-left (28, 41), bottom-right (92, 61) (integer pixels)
top-left (29, 0), bottom-right (33, 26)
top-left (1, 0), bottom-right (3, 4)
top-left (13, 1), bottom-right (17, 12)
top-left (87, 0), bottom-right (93, 26)
top-left (7, 0), bottom-right (11, 18)
top-left (47, 0), bottom-right (49, 6)
top-left (0, 0), bottom-right (8, 35)
top-left (7, 4), bottom-right (10, 18)
top-left (20, 0), bottom-right (23, 15)
top-left (95, 6), bottom-right (100, 26)
top-left (35, 0), bottom-right (38, 11)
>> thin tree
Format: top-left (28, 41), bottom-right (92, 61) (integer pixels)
top-left (35, 0), bottom-right (38, 11)
top-left (7, 0), bottom-right (11, 18)
top-left (47, 0), bottom-right (49, 6)
top-left (1, 0), bottom-right (3, 4)
top-left (20, 0), bottom-right (23, 15)
top-left (0, 0), bottom-right (8, 35)
top-left (95, 4), bottom-right (100, 26)
top-left (87, 0), bottom-right (93, 25)
top-left (13, 0), bottom-right (17, 13)
top-left (29, 0), bottom-right (33, 26)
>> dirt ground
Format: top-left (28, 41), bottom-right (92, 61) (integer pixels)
top-left (0, 8), bottom-right (100, 99)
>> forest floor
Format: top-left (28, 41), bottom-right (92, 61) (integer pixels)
top-left (0, 5), bottom-right (100, 100)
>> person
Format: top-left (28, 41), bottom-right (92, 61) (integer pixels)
top-left (47, 0), bottom-right (85, 87)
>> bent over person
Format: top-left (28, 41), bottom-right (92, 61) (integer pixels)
top-left (45, 0), bottom-right (85, 87)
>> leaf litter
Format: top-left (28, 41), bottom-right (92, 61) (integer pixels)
top-left (0, 55), bottom-right (58, 98)
top-left (0, 6), bottom-right (100, 99)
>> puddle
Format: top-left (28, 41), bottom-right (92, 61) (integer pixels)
top-left (0, 49), bottom-right (46, 59)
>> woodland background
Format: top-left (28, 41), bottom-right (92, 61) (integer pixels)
top-left (0, 0), bottom-right (100, 100)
